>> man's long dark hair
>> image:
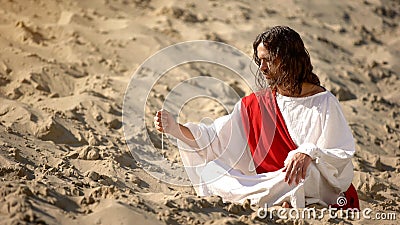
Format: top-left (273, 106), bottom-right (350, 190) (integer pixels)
top-left (253, 26), bottom-right (320, 95)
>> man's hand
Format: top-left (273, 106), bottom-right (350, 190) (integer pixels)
top-left (283, 152), bottom-right (312, 185)
top-left (154, 109), bottom-right (179, 134)
top-left (154, 110), bottom-right (199, 149)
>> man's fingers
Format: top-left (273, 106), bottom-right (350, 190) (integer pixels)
top-left (287, 159), bottom-right (301, 185)
top-left (284, 153), bottom-right (314, 185)
top-left (284, 161), bottom-right (293, 182)
top-left (288, 163), bottom-right (299, 185)
top-left (156, 110), bottom-right (169, 118)
top-left (295, 167), bottom-right (302, 184)
top-left (288, 171), bottom-right (295, 185)
top-left (155, 112), bottom-right (163, 123)
top-left (301, 164), bottom-right (307, 179)
top-left (155, 124), bottom-right (163, 131)
top-left (302, 159), bottom-right (311, 179)
top-left (154, 111), bottom-right (164, 129)
top-left (154, 117), bottom-right (160, 128)
top-left (155, 109), bottom-right (173, 134)
top-left (154, 116), bottom-right (161, 123)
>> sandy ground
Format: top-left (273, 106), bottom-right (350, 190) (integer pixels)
top-left (0, 0), bottom-right (399, 224)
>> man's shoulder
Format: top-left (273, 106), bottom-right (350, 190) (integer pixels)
top-left (241, 92), bottom-right (257, 105)
top-left (315, 90), bottom-right (340, 105)
top-left (242, 90), bottom-right (273, 105)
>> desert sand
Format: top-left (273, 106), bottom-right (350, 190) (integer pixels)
top-left (0, 0), bottom-right (399, 224)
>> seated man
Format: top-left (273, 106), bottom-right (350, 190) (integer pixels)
top-left (154, 26), bottom-right (359, 209)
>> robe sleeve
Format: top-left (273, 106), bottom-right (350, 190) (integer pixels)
top-left (177, 101), bottom-right (255, 195)
top-left (284, 94), bottom-right (355, 193)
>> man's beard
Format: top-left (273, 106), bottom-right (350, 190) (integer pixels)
top-left (262, 71), bottom-right (280, 88)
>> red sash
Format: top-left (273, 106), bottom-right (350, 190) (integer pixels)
top-left (240, 91), bottom-right (359, 209)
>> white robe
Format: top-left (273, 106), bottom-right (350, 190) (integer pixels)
top-left (177, 90), bottom-right (355, 208)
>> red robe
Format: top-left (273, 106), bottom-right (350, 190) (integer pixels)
top-left (241, 91), bottom-right (359, 210)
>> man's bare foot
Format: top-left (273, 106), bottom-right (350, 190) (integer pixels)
top-left (281, 202), bottom-right (291, 208)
